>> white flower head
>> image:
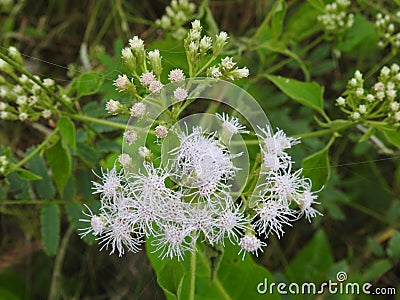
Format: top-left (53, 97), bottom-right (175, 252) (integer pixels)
top-left (149, 80), bottom-right (163, 94)
top-left (113, 74), bottom-right (131, 92)
top-left (43, 78), bottom-right (54, 87)
top-left (216, 112), bottom-right (249, 143)
top-left (118, 153), bottom-right (132, 167)
top-left (140, 71), bottom-right (155, 86)
top-left (155, 125), bottom-right (168, 138)
top-left (173, 87), bottom-right (188, 101)
top-left (130, 102), bottom-right (146, 118)
top-left (105, 99), bottom-right (121, 115)
top-left (336, 96), bottom-right (346, 106)
top-left (129, 36), bottom-right (145, 51)
top-left (124, 130), bottom-right (138, 145)
top-left (168, 69), bottom-right (185, 82)
top-left (238, 234), bottom-right (266, 260)
top-left (296, 186), bottom-right (323, 222)
top-left (92, 167), bottom-right (123, 199)
top-left (252, 199), bottom-right (296, 238)
top-left (19, 112), bottom-right (28, 121)
top-left (42, 110), bottom-right (51, 119)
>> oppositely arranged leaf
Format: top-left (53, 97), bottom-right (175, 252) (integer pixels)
top-left (40, 203), bottom-right (60, 256)
top-left (267, 75), bottom-right (324, 114)
top-left (286, 230), bottom-right (334, 282)
top-left (302, 144), bottom-right (330, 190)
top-left (16, 168), bottom-right (42, 181)
top-left (75, 72), bottom-right (104, 99)
top-left (157, 259), bottom-right (186, 300)
top-left (58, 116), bottom-right (76, 150)
top-left (46, 139), bottom-right (71, 194)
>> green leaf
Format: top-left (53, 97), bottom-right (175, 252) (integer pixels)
top-left (387, 231), bottom-right (400, 259)
top-left (157, 259), bottom-right (186, 300)
top-left (75, 72), bottom-right (104, 99)
top-left (267, 74), bottom-right (325, 114)
top-left (65, 202), bottom-right (83, 230)
top-left (362, 259), bottom-right (391, 282)
top-left (15, 168), bottom-right (42, 181)
top-left (302, 144), bottom-right (330, 190)
top-left (287, 229), bottom-right (334, 282)
top-left (307, 0), bottom-right (325, 11)
top-left (40, 203), bottom-right (60, 256)
top-left (271, 0), bottom-right (286, 38)
top-left (74, 142), bottom-right (100, 167)
top-left (58, 116), bottom-right (76, 150)
top-left (198, 1), bottom-right (219, 36)
top-left (203, 242), bottom-right (224, 281)
top-left (27, 151), bottom-right (56, 200)
top-left (380, 128), bottom-right (400, 149)
top-left (46, 139), bottom-right (71, 194)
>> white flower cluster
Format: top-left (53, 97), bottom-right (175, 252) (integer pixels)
top-left (375, 12), bottom-right (400, 50)
top-left (81, 115), bottom-right (322, 260)
top-left (336, 64), bottom-right (400, 122)
top-left (317, 0), bottom-right (354, 35)
top-left (109, 21), bottom-right (250, 117)
top-left (155, 0), bottom-right (196, 40)
top-left (0, 47), bottom-right (67, 122)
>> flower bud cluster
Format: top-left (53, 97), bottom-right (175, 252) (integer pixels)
top-left (375, 12), bottom-right (400, 50)
top-left (155, 0), bottom-right (196, 40)
top-left (317, 0), bottom-right (354, 35)
top-left (81, 114), bottom-right (321, 260)
top-left (335, 65), bottom-right (400, 123)
top-left (0, 155), bottom-right (9, 174)
top-left (0, 47), bottom-right (69, 122)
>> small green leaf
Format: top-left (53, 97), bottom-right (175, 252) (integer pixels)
top-left (15, 168), bottom-right (42, 181)
top-left (27, 151), bottom-right (56, 200)
top-left (302, 145), bottom-right (330, 190)
top-left (157, 259), bottom-right (186, 300)
top-left (267, 74), bottom-right (325, 114)
top-left (58, 116), bottom-right (76, 150)
top-left (76, 72), bottom-right (103, 99)
top-left (46, 139), bottom-right (71, 194)
top-left (387, 231), bottom-right (400, 259)
top-left (74, 142), bottom-right (100, 167)
top-left (40, 203), bottom-right (60, 256)
top-left (380, 128), bottom-right (400, 149)
top-left (65, 202), bottom-right (83, 230)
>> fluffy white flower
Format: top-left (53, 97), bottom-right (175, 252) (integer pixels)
top-left (140, 71), bottom-right (155, 86)
top-left (124, 130), bottom-right (138, 145)
top-left (168, 69), bottom-right (185, 82)
top-left (238, 235), bottom-right (266, 260)
top-left (130, 102), bottom-right (146, 118)
top-left (173, 87), bottom-right (188, 101)
top-left (149, 80), bottom-right (163, 94)
top-left (216, 112), bottom-right (249, 143)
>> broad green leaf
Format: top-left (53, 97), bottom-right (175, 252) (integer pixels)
top-left (271, 0), bottom-right (286, 38)
top-left (15, 168), bottom-right (42, 181)
top-left (286, 2), bottom-right (321, 42)
top-left (302, 144), bottom-right (330, 190)
top-left (58, 116), bottom-right (76, 150)
top-left (157, 259), bottom-right (186, 300)
top-left (198, 1), bottom-right (219, 36)
top-left (380, 128), bottom-right (400, 149)
top-left (62, 175), bottom-right (76, 200)
top-left (46, 139), bottom-right (71, 194)
top-left (76, 72), bottom-right (104, 99)
top-left (286, 229), bottom-right (334, 282)
top-left (40, 203), bottom-right (60, 256)
top-left (27, 151), bottom-right (56, 200)
top-left (267, 74), bottom-right (324, 114)
top-left (387, 231), bottom-right (400, 259)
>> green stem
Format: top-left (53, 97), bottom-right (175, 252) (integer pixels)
top-left (0, 51), bottom-right (74, 112)
top-left (292, 122), bottom-right (353, 139)
top-left (70, 114), bottom-right (127, 130)
top-left (48, 225), bottom-right (74, 300)
top-left (189, 251), bottom-right (196, 300)
top-left (11, 128), bottom-right (58, 171)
